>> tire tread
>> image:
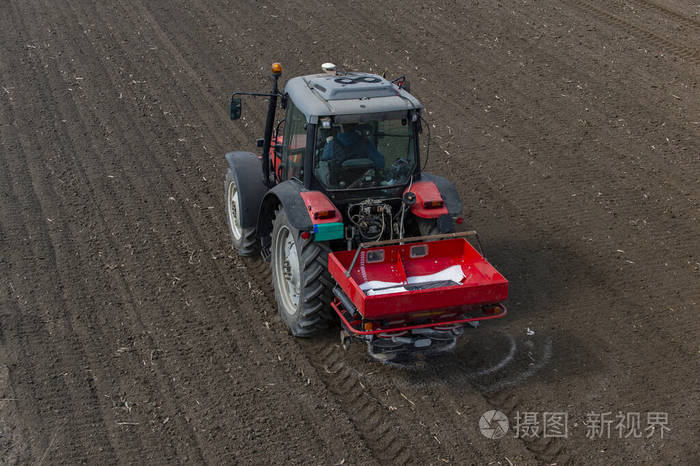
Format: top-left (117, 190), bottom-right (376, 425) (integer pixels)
top-left (271, 208), bottom-right (335, 337)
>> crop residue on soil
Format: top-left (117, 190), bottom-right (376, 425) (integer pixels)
top-left (1, 0), bottom-right (698, 463)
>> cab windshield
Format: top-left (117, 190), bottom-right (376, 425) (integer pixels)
top-left (314, 114), bottom-right (416, 190)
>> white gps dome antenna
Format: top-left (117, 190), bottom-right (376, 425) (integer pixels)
top-left (322, 63), bottom-right (336, 74)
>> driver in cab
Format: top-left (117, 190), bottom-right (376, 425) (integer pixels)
top-left (321, 123), bottom-right (385, 171)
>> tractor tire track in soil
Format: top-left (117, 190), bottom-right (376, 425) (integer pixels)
top-left (1, 0), bottom-right (698, 464)
top-left (240, 255), bottom-right (519, 464)
top-left (561, 0), bottom-right (699, 63)
top-left (632, 0), bottom-right (700, 28)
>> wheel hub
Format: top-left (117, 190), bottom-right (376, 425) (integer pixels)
top-left (274, 225), bottom-right (301, 313)
top-left (226, 180), bottom-right (243, 241)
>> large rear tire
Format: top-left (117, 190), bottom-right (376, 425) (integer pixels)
top-left (416, 217), bottom-right (440, 236)
top-left (270, 208), bottom-right (333, 337)
top-left (225, 170), bottom-right (258, 256)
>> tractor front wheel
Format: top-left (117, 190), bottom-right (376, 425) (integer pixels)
top-left (225, 170), bottom-right (258, 256)
top-left (271, 208), bottom-right (332, 337)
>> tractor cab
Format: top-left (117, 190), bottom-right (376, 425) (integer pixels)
top-left (313, 114), bottom-right (417, 190)
top-left (233, 64), bottom-right (423, 197)
top-left (272, 68), bottom-right (423, 199)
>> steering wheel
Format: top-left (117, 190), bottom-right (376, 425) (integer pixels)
top-left (347, 169), bottom-right (376, 189)
top-left (385, 157), bottom-right (408, 177)
top-left (393, 157), bottom-right (409, 169)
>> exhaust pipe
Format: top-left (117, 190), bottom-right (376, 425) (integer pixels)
top-left (261, 63), bottom-right (282, 187)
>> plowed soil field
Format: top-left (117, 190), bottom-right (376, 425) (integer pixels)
top-left (1, 0), bottom-right (698, 463)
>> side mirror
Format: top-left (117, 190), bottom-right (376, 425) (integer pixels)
top-left (230, 96), bottom-right (242, 120)
top-left (402, 80), bottom-right (411, 93)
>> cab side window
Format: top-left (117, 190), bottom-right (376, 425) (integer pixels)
top-left (282, 102), bottom-right (306, 181)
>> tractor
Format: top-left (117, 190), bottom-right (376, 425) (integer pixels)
top-left (224, 62), bottom-right (508, 360)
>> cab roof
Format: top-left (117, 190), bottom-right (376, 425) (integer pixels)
top-left (284, 72), bottom-right (423, 123)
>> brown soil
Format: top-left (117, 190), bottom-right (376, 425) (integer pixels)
top-left (1, 0), bottom-right (698, 463)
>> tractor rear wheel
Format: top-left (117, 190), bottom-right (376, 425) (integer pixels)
top-left (225, 170), bottom-right (258, 256)
top-left (416, 217), bottom-right (440, 236)
top-left (271, 208), bottom-right (333, 337)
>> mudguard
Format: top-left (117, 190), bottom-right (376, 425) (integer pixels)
top-left (225, 151), bottom-right (268, 229)
top-left (257, 180), bottom-right (313, 245)
top-left (405, 181), bottom-right (449, 219)
top-left (420, 172), bottom-right (463, 216)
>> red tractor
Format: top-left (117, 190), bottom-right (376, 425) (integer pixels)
top-left (225, 63), bottom-right (508, 360)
